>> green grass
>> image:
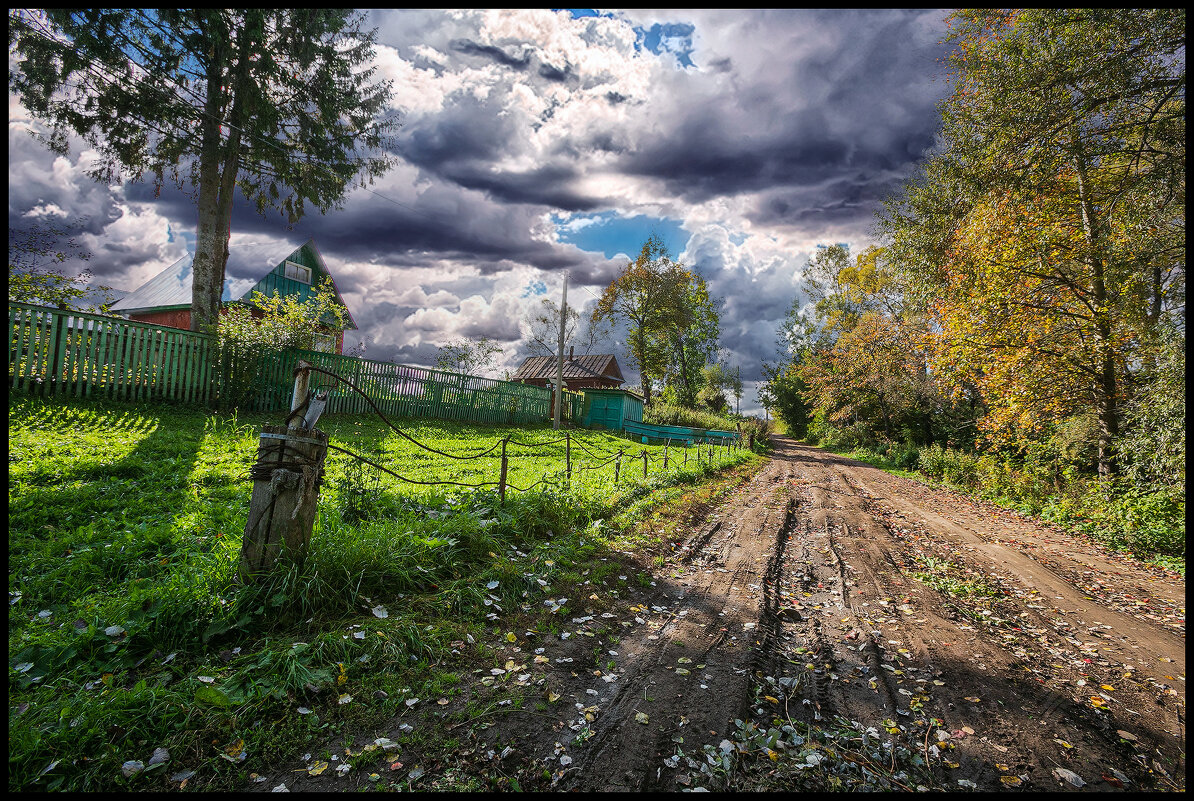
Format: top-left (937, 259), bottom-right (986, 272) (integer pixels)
top-left (8, 392), bottom-right (759, 791)
top-left (814, 441), bottom-right (1184, 574)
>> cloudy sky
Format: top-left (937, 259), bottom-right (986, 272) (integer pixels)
top-left (8, 9), bottom-right (954, 415)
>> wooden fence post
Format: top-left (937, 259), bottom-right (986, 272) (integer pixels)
top-left (615, 450), bottom-right (622, 483)
top-left (238, 362), bottom-right (326, 582)
top-left (499, 437), bottom-right (509, 503)
top-left (565, 433), bottom-right (572, 484)
top-left (238, 424), bottom-right (327, 582)
top-left (642, 450), bottom-right (648, 479)
top-left (663, 440), bottom-right (669, 470)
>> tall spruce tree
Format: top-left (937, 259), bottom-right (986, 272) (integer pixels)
top-left (9, 9), bottom-right (398, 332)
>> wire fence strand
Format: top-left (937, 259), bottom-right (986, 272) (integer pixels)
top-left (288, 363), bottom-right (747, 501)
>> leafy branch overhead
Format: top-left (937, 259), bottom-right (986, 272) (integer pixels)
top-left (8, 9), bottom-right (399, 332)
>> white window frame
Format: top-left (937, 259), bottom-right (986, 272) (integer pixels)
top-left (284, 260), bottom-right (311, 284)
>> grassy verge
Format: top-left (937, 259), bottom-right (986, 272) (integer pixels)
top-left (813, 442), bottom-right (1184, 576)
top-left (8, 393), bottom-right (759, 791)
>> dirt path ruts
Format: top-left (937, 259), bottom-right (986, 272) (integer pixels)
top-left (765, 439), bottom-right (1185, 791)
top-left (255, 436), bottom-right (1184, 792)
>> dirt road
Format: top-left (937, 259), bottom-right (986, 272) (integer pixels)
top-left (267, 436), bottom-right (1185, 792)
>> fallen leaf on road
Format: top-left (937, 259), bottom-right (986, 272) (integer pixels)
top-left (1053, 767), bottom-right (1085, 787)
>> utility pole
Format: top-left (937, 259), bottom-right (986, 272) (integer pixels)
top-left (736, 365), bottom-right (740, 416)
top-left (553, 273), bottom-right (568, 429)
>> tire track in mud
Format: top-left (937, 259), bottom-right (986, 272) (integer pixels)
top-left (560, 448), bottom-right (798, 792)
top-left (259, 437), bottom-right (1183, 793)
top-left (739, 441), bottom-right (1185, 792)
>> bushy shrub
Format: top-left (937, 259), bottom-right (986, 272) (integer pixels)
top-left (918, 443), bottom-right (946, 478)
top-left (941, 449), bottom-right (979, 487)
top-left (644, 402), bottom-right (749, 434)
top-left (213, 277), bottom-right (347, 409)
top-left (819, 421), bottom-right (875, 452)
top-left (887, 441), bottom-right (919, 471)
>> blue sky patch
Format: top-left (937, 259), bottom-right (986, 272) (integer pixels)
top-left (554, 211), bottom-right (689, 261)
top-left (520, 280), bottom-right (548, 298)
top-left (636, 22), bottom-right (696, 68)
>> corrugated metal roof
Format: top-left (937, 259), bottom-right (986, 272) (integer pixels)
top-left (110, 255), bottom-right (232, 313)
top-left (512, 354), bottom-right (624, 383)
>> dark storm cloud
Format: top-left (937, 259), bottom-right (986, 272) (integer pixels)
top-left (537, 61), bottom-right (575, 83)
top-left (448, 38), bottom-right (532, 69)
top-left (619, 9), bottom-right (949, 220)
top-left (366, 340), bottom-right (443, 367)
top-left (441, 164), bottom-right (601, 212)
top-left (399, 100), bottom-right (516, 170)
top-left (749, 171), bottom-right (908, 229)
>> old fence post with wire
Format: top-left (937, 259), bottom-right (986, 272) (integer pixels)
top-left (238, 360), bottom-right (329, 582)
top-left (499, 436), bottom-right (509, 503)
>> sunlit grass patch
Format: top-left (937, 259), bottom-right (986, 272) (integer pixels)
top-left (8, 392), bottom-right (753, 791)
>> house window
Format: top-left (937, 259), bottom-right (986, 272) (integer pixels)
top-left (313, 333), bottom-right (336, 353)
top-left (284, 260), bottom-right (311, 284)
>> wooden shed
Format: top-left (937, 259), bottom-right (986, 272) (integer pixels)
top-left (581, 387), bottom-right (644, 430)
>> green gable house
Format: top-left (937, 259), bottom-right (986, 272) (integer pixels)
top-left (110, 239), bottom-right (356, 354)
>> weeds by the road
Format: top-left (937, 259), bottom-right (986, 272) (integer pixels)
top-left (817, 442), bottom-right (1184, 575)
top-left (706, 681), bottom-right (964, 792)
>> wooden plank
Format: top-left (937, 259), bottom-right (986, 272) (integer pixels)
top-left (79, 320), bottom-right (94, 398)
top-left (82, 318), bottom-right (100, 398)
top-left (97, 318), bottom-right (113, 398)
top-left (181, 335), bottom-right (195, 404)
top-left (144, 327), bottom-right (158, 400)
top-left (66, 319), bottom-right (81, 397)
top-left (159, 329), bottom-right (174, 401)
top-left (70, 319), bottom-right (87, 397)
top-left (24, 308), bottom-right (38, 388)
top-left (117, 322), bottom-right (132, 401)
top-left (47, 310), bottom-right (65, 396)
top-left (133, 324), bottom-right (149, 402)
top-left (187, 336), bottom-right (201, 405)
top-left (11, 306), bottom-right (29, 389)
top-left (34, 308), bottom-right (52, 388)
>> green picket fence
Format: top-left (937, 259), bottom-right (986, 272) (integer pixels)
top-left (561, 389), bottom-right (584, 424)
top-left (8, 302), bottom-right (215, 403)
top-left (8, 302), bottom-right (554, 426)
top-left (235, 348), bottom-right (553, 425)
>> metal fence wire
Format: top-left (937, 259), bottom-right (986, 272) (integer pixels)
top-left (278, 364), bottom-right (747, 503)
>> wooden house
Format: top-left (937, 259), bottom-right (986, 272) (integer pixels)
top-left (511, 349), bottom-right (625, 392)
top-left (110, 238), bottom-right (356, 354)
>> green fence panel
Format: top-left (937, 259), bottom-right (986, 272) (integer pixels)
top-left (9, 302), bottom-right (556, 426)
